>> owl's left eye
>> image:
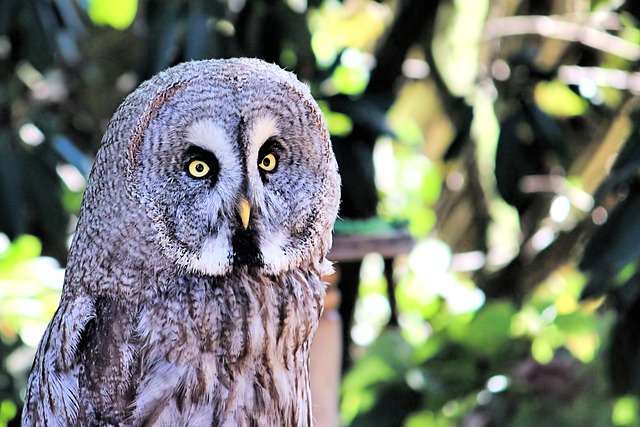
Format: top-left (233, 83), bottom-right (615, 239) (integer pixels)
top-left (258, 153), bottom-right (277, 172)
top-left (187, 159), bottom-right (211, 178)
top-left (183, 146), bottom-right (219, 184)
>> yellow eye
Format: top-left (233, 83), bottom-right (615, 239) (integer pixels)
top-left (258, 153), bottom-right (277, 172)
top-left (187, 159), bottom-right (210, 178)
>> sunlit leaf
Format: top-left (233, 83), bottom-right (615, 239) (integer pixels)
top-left (406, 207), bottom-right (436, 237)
top-left (391, 116), bottom-right (424, 146)
top-left (349, 381), bottom-right (421, 427)
top-left (565, 333), bottom-right (599, 363)
top-left (0, 400), bottom-right (16, 424)
top-left (341, 354), bottom-right (397, 423)
top-left (620, 26), bottom-right (640, 46)
top-left (459, 301), bottom-right (515, 354)
top-left (325, 111), bottom-right (353, 136)
top-left (311, 31), bottom-right (338, 67)
top-left (612, 396), bottom-right (639, 426)
top-left (308, 1), bottom-right (389, 57)
top-left (421, 165), bottom-right (442, 206)
top-left (332, 64), bottom-right (369, 96)
top-left (87, 0), bottom-right (138, 30)
top-left (404, 410), bottom-right (435, 427)
top-left (555, 311), bottom-right (596, 335)
top-left (342, 354), bottom-right (396, 394)
top-left (531, 336), bottom-right (554, 363)
top-left (432, 0), bottom-right (488, 96)
top-left (535, 80), bottom-right (588, 117)
top-left (0, 235), bottom-right (41, 270)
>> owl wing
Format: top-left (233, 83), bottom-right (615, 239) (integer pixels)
top-left (21, 296), bottom-right (96, 427)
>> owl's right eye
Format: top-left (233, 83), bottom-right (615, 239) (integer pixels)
top-left (183, 146), bottom-right (219, 184)
top-left (187, 159), bottom-right (211, 178)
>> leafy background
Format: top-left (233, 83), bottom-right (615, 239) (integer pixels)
top-left (1, 0), bottom-right (640, 425)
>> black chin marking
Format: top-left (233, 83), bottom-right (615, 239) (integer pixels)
top-left (231, 228), bottom-right (263, 267)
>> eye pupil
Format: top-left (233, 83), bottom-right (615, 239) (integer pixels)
top-left (195, 163), bottom-right (205, 172)
top-left (263, 158), bottom-right (271, 167)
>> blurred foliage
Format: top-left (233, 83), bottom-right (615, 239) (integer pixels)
top-left (0, 235), bottom-right (62, 427)
top-left (2, 0), bottom-right (640, 426)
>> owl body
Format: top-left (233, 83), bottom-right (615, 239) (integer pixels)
top-left (22, 59), bottom-right (340, 426)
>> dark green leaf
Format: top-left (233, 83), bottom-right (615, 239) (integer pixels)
top-left (581, 184), bottom-right (640, 299)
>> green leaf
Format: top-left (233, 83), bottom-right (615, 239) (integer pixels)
top-left (317, 101), bottom-right (353, 137)
top-left (555, 311), bottom-right (596, 335)
top-left (404, 409), bottom-right (455, 427)
top-left (342, 355), bottom-right (395, 394)
top-left (0, 235), bottom-right (42, 269)
top-left (535, 80), bottom-right (588, 117)
top-left (612, 396), bottom-right (639, 426)
top-left (0, 400), bottom-right (17, 424)
top-left (332, 64), bottom-right (369, 96)
top-left (460, 301), bottom-right (516, 354)
top-left (87, 0), bottom-right (138, 30)
top-left (421, 165), bottom-right (443, 206)
top-left (341, 354), bottom-right (397, 424)
top-left (392, 117), bottom-right (424, 146)
top-left (325, 111), bottom-right (353, 137)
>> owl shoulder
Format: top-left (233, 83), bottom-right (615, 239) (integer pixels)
top-left (22, 295), bottom-right (95, 426)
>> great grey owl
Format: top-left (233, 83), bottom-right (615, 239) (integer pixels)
top-left (21, 58), bottom-right (341, 426)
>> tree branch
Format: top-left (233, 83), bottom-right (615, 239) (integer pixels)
top-left (484, 15), bottom-right (640, 61)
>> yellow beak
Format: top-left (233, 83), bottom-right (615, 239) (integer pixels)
top-left (237, 198), bottom-right (251, 230)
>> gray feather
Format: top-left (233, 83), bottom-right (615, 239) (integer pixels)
top-left (22, 58), bottom-right (340, 427)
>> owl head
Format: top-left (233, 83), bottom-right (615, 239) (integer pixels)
top-left (80, 58), bottom-right (340, 279)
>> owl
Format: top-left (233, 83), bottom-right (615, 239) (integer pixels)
top-left (21, 58), bottom-right (340, 426)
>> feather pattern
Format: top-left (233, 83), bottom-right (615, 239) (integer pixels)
top-left (22, 58), bottom-right (340, 426)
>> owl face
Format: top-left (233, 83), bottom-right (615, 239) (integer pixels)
top-left (126, 59), bottom-right (340, 277)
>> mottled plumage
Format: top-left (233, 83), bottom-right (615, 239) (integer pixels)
top-left (22, 58), bottom-right (340, 426)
